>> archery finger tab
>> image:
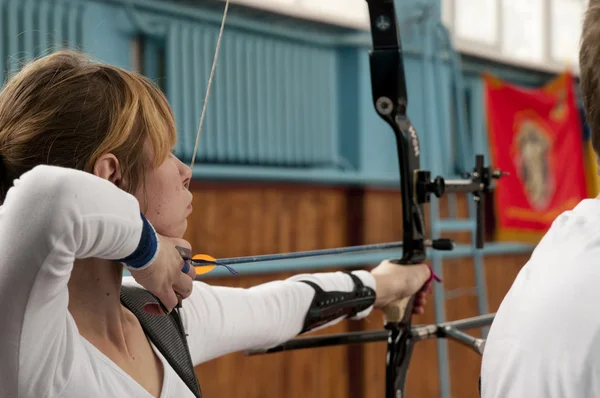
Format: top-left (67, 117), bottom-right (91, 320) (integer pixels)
top-left (181, 260), bottom-right (191, 274)
top-left (192, 254), bottom-right (217, 275)
top-left (175, 292), bottom-right (183, 309)
top-left (176, 245), bottom-right (193, 260)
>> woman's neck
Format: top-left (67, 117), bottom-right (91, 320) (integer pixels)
top-left (68, 259), bottom-right (135, 348)
top-left (67, 259), bottom-right (165, 395)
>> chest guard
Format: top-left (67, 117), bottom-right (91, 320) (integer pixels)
top-left (120, 285), bottom-right (202, 398)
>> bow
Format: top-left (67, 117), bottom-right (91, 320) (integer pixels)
top-left (186, 0), bottom-right (504, 396)
top-left (365, 3), bottom-right (503, 396)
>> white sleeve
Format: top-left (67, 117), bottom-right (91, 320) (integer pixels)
top-left (180, 270), bottom-right (376, 365)
top-left (0, 165), bottom-right (145, 397)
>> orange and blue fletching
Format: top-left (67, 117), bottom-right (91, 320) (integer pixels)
top-left (192, 254), bottom-right (217, 275)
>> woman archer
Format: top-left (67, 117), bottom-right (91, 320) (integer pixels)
top-left (0, 50), bottom-right (434, 397)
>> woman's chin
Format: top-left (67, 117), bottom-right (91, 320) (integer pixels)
top-left (174, 219), bottom-right (188, 238)
top-left (155, 220), bottom-right (188, 240)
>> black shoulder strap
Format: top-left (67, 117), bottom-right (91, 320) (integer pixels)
top-left (120, 285), bottom-right (202, 398)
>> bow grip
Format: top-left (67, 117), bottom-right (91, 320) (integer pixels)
top-left (382, 261), bottom-right (438, 324)
top-left (383, 295), bottom-right (415, 324)
top-left (382, 261), bottom-right (421, 325)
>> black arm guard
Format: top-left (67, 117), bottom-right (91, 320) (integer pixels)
top-left (298, 272), bottom-right (376, 333)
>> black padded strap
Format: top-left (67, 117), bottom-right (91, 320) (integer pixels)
top-left (298, 271), bottom-right (376, 333)
top-left (344, 271), bottom-right (365, 290)
top-left (120, 285), bottom-right (202, 398)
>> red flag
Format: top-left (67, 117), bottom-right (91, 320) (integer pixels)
top-left (485, 72), bottom-right (588, 242)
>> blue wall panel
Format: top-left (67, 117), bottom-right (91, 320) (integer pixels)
top-left (80, 1), bottom-right (132, 69)
top-left (1, 0), bottom-right (541, 187)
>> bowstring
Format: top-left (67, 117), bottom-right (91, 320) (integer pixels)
top-left (188, 0), bottom-right (230, 176)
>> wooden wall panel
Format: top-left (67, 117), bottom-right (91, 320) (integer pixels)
top-left (184, 183), bottom-right (351, 257)
top-left (443, 257), bottom-right (483, 398)
top-left (186, 182), bottom-right (356, 398)
top-left (183, 182), bottom-right (530, 398)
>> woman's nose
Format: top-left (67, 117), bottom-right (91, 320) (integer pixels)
top-left (178, 158), bottom-right (193, 187)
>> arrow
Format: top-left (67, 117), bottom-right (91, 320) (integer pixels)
top-left (176, 239), bottom-right (457, 276)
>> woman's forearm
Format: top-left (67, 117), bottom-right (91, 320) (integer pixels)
top-left (0, 165), bottom-right (147, 397)
top-left (180, 270), bottom-right (376, 365)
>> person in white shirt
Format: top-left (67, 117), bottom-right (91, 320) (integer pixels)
top-left (480, 2), bottom-right (600, 396)
top-left (0, 50), bottom-right (435, 398)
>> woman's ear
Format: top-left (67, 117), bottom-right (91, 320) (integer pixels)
top-left (93, 153), bottom-right (122, 187)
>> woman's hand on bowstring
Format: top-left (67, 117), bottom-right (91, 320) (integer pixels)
top-left (370, 260), bottom-right (439, 315)
top-left (128, 235), bottom-right (197, 315)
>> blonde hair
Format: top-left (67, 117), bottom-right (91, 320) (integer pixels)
top-left (0, 49), bottom-right (177, 202)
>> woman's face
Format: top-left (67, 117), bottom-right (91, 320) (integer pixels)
top-left (135, 152), bottom-right (193, 239)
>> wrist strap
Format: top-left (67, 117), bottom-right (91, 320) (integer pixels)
top-left (118, 213), bottom-right (159, 270)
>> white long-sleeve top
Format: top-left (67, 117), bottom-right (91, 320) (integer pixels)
top-left (481, 198), bottom-right (600, 397)
top-left (0, 165), bottom-right (376, 398)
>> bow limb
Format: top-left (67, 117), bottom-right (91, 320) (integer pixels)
top-left (364, 1), bottom-right (432, 397)
top-left (366, 0), bottom-right (425, 266)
